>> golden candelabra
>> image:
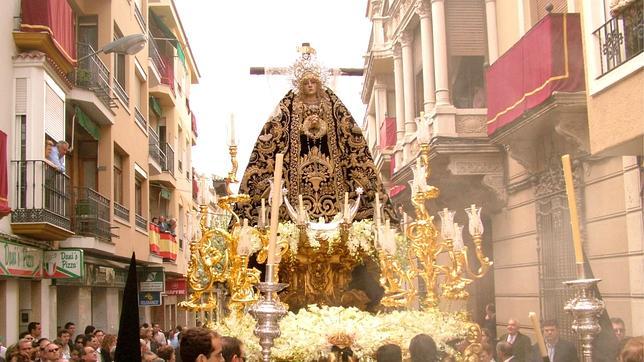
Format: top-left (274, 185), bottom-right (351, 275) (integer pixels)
top-left (377, 141), bottom-right (493, 310)
top-left (180, 145), bottom-right (263, 325)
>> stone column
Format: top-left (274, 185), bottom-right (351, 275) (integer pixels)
top-left (401, 31), bottom-right (416, 135)
top-left (431, 0), bottom-right (450, 106)
top-left (1, 279), bottom-right (20, 344)
top-left (371, 0), bottom-right (385, 47)
top-left (393, 43), bottom-right (405, 170)
top-left (485, 0), bottom-right (499, 63)
top-left (30, 279), bottom-right (55, 339)
top-left (374, 81), bottom-right (388, 146)
top-left (416, 0), bottom-right (436, 112)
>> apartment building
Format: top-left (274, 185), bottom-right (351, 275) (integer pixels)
top-left (362, 0), bottom-right (642, 339)
top-left (0, 0), bottom-right (200, 342)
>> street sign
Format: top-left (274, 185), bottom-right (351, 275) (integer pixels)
top-left (0, 240), bottom-right (42, 278)
top-left (138, 291), bottom-right (162, 306)
top-left (43, 249), bottom-right (84, 278)
top-left (138, 267), bottom-right (165, 292)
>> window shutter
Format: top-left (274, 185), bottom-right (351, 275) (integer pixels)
top-left (535, 0), bottom-right (567, 21)
top-left (15, 78), bottom-right (27, 115)
top-left (45, 84), bottom-right (65, 142)
top-left (446, 0), bottom-right (486, 56)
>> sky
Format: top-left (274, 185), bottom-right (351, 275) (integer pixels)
top-left (174, 1), bottom-right (372, 180)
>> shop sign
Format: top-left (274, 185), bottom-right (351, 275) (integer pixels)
top-left (139, 291), bottom-right (162, 306)
top-left (165, 278), bottom-right (187, 295)
top-left (139, 267), bottom-right (165, 292)
top-left (43, 249), bottom-right (83, 279)
top-left (0, 240), bottom-right (42, 278)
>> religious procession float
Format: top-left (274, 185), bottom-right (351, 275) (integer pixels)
top-left (179, 45), bottom-right (604, 362)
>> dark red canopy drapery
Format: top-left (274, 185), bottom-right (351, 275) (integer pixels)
top-left (486, 14), bottom-right (584, 135)
top-left (20, 0), bottom-right (76, 61)
top-left (0, 131), bottom-right (11, 218)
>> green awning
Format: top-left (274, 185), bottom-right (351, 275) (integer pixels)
top-left (177, 44), bottom-right (186, 66)
top-left (150, 96), bottom-right (162, 117)
top-left (75, 106), bottom-right (100, 141)
top-left (149, 10), bottom-right (185, 66)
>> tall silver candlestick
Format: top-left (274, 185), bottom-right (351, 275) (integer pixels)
top-left (249, 264), bottom-right (288, 362)
top-left (563, 278), bottom-right (605, 362)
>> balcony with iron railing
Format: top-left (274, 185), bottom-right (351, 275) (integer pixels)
top-left (72, 187), bottom-right (111, 241)
top-left (486, 13), bottom-right (585, 136)
top-left (73, 43), bottom-right (116, 109)
top-left (163, 143), bottom-right (175, 175)
top-left (10, 160), bottom-right (73, 240)
top-left (114, 201), bottom-right (130, 221)
top-left (134, 3), bottom-right (146, 32)
top-left (135, 107), bottom-right (147, 130)
top-left (148, 222), bottom-right (178, 262)
top-left (593, 0), bottom-right (643, 76)
top-left (148, 31), bottom-right (167, 77)
top-left (113, 77), bottom-right (129, 107)
top-left (13, 0), bottom-right (76, 74)
top-left (135, 213), bottom-right (148, 230)
top-left (148, 126), bottom-right (167, 170)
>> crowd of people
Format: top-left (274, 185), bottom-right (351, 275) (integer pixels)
top-left (0, 313), bottom-right (640, 362)
top-left (0, 321), bottom-right (247, 362)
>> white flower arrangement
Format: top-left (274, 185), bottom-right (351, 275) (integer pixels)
top-left (278, 219), bottom-right (377, 260)
top-left (215, 305), bottom-right (471, 361)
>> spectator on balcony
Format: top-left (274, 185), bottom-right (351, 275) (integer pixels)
top-left (158, 216), bottom-right (170, 233)
top-left (168, 218), bottom-right (177, 236)
top-left (44, 140), bottom-right (57, 169)
top-left (48, 140), bottom-right (69, 173)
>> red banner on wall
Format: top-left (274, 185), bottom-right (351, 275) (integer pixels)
top-left (486, 14), bottom-right (584, 135)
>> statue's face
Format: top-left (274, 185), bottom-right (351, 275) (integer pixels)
top-left (301, 77), bottom-right (319, 97)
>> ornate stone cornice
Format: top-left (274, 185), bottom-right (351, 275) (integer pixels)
top-left (399, 31), bottom-right (413, 47)
top-left (393, 43), bottom-right (402, 59)
top-left (415, 0), bottom-right (431, 18)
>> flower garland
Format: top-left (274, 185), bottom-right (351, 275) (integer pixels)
top-left (215, 305), bottom-right (471, 361)
top-left (278, 220), bottom-right (376, 259)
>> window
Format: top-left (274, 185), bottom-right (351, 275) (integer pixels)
top-left (113, 25), bottom-right (126, 97)
top-left (114, 152), bottom-right (123, 204)
top-left (135, 177), bottom-right (142, 216)
top-left (185, 139), bottom-right (190, 180)
top-left (177, 127), bottom-right (183, 172)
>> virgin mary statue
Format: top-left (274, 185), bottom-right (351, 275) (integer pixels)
top-left (235, 45), bottom-right (395, 225)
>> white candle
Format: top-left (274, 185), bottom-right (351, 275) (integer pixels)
top-left (453, 222), bottom-right (464, 250)
top-left (267, 153), bottom-right (284, 265)
top-left (298, 194), bottom-right (305, 223)
top-left (562, 154), bottom-right (584, 269)
top-left (344, 192), bottom-right (350, 223)
top-left (374, 193), bottom-right (381, 228)
top-left (227, 113), bottom-right (237, 146)
top-left (259, 198), bottom-right (266, 228)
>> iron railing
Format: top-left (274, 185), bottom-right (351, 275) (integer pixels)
top-left (114, 201), bottom-right (130, 221)
top-left (163, 143), bottom-right (175, 175)
top-left (594, 1), bottom-right (643, 76)
top-left (134, 3), bottom-right (146, 31)
top-left (112, 76), bottom-right (129, 106)
top-left (11, 160), bottom-right (71, 231)
top-left (74, 43), bottom-right (116, 108)
top-left (134, 107), bottom-right (147, 129)
top-left (148, 31), bottom-right (167, 76)
top-left (73, 187), bottom-right (111, 241)
top-left (148, 126), bottom-right (167, 167)
top-left (135, 213), bottom-right (147, 230)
